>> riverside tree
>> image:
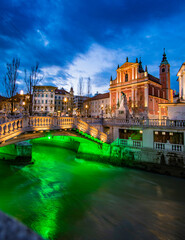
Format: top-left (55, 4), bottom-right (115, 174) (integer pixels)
top-left (3, 58), bottom-right (20, 115)
top-left (24, 62), bottom-right (43, 116)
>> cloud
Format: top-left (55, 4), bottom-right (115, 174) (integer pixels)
top-left (0, 0), bottom-right (185, 96)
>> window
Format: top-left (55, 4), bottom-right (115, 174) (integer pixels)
top-left (45, 106), bottom-right (47, 110)
top-left (59, 96), bottom-right (61, 99)
top-left (42, 94), bottom-right (44, 97)
top-left (38, 94), bottom-right (40, 97)
top-left (45, 100), bottom-right (47, 104)
top-left (42, 100), bottom-right (44, 104)
top-left (46, 94), bottom-right (48, 97)
top-left (55, 96), bottom-right (57, 99)
top-left (152, 87), bottom-right (154, 95)
top-left (125, 73), bottom-right (128, 82)
top-left (51, 94), bottom-right (53, 98)
top-left (51, 100), bottom-right (53, 104)
top-left (162, 68), bottom-right (165, 72)
top-left (38, 100), bottom-right (40, 104)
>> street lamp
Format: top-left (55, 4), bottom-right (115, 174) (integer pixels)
top-left (22, 101), bottom-right (25, 115)
top-left (101, 104), bottom-right (103, 124)
top-left (64, 97), bottom-right (67, 115)
top-left (85, 105), bottom-right (88, 118)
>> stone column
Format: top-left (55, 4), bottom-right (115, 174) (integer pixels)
top-left (132, 88), bottom-right (134, 107)
top-left (135, 67), bottom-right (137, 79)
top-left (120, 72), bottom-right (121, 83)
top-left (183, 74), bottom-right (185, 100)
top-left (135, 88), bottom-right (138, 107)
top-left (144, 85), bottom-right (149, 107)
top-left (179, 75), bottom-right (182, 99)
top-left (132, 67), bottom-right (134, 80)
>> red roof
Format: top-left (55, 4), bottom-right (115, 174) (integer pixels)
top-left (148, 74), bottom-right (161, 84)
top-left (85, 93), bottom-right (109, 102)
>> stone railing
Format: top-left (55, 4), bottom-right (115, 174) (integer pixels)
top-left (75, 119), bottom-right (107, 142)
top-left (154, 142), bottom-right (184, 152)
top-left (112, 138), bottom-right (143, 148)
top-left (85, 117), bottom-right (185, 128)
top-left (0, 117), bottom-right (107, 144)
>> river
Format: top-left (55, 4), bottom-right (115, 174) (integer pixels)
top-left (0, 143), bottom-right (185, 240)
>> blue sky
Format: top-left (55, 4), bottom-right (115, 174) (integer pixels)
top-left (0, 0), bottom-right (185, 96)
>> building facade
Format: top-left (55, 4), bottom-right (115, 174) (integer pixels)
top-left (33, 86), bottom-right (56, 115)
top-left (83, 93), bottom-right (110, 118)
top-left (109, 51), bottom-right (173, 119)
top-left (55, 87), bottom-right (74, 116)
top-left (73, 95), bottom-right (89, 116)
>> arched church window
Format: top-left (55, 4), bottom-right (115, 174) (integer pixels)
top-left (125, 73), bottom-right (128, 82)
top-left (162, 68), bottom-right (165, 72)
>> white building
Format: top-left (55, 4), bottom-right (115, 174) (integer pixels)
top-left (33, 86), bottom-right (57, 115)
top-left (84, 93), bottom-right (110, 118)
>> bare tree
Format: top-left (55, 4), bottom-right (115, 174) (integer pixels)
top-left (24, 62), bottom-right (42, 115)
top-left (3, 58), bottom-right (20, 115)
top-left (87, 77), bottom-right (91, 97)
top-left (78, 77), bottom-right (83, 96)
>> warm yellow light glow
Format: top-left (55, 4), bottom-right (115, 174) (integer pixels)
top-left (23, 102), bottom-right (25, 105)
top-left (85, 105), bottom-right (88, 109)
top-left (101, 104), bottom-right (103, 109)
top-left (20, 90), bottom-right (24, 95)
top-left (139, 130), bottom-right (143, 134)
top-left (64, 97), bottom-right (67, 102)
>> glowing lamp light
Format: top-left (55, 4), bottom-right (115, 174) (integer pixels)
top-left (48, 136), bottom-right (51, 139)
top-left (20, 90), bottom-right (24, 95)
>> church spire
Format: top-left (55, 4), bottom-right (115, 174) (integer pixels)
top-left (160, 48), bottom-right (169, 65)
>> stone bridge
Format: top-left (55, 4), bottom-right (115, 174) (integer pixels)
top-left (0, 117), bottom-right (107, 146)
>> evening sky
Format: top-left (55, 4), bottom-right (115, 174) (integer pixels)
top-left (0, 0), bottom-right (185, 95)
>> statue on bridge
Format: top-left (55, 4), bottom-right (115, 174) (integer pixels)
top-left (116, 92), bottom-right (129, 119)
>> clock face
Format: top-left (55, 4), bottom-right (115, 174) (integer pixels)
top-left (162, 68), bottom-right (165, 72)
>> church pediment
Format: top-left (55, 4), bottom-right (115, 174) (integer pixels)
top-left (117, 62), bottom-right (138, 71)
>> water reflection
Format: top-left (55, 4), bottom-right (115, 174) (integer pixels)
top-left (0, 143), bottom-right (185, 240)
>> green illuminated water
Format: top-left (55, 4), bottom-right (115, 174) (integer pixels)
top-left (0, 142), bottom-right (185, 240)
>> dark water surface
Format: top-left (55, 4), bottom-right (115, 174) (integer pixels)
top-left (0, 144), bottom-right (185, 240)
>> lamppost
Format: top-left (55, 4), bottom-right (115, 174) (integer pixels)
top-left (22, 101), bottom-right (25, 115)
top-left (85, 104), bottom-right (88, 118)
top-left (64, 97), bottom-right (67, 116)
top-left (68, 108), bottom-right (71, 116)
top-left (101, 104), bottom-right (103, 125)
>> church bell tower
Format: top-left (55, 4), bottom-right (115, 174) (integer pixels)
top-left (159, 49), bottom-right (171, 101)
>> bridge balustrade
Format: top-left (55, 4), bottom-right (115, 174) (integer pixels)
top-left (0, 117), bottom-right (107, 144)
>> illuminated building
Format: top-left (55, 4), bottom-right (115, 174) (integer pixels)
top-left (55, 87), bottom-right (74, 116)
top-left (109, 51), bottom-right (173, 119)
top-left (33, 86), bottom-right (57, 115)
top-left (83, 93), bottom-right (110, 118)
